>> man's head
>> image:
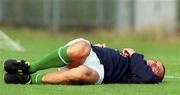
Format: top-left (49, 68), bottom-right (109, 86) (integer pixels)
top-left (146, 60), bottom-right (165, 82)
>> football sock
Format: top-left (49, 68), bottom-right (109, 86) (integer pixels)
top-left (30, 68), bottom-right (58, 84)
top-left (29, 46), bottom-right (70, 73)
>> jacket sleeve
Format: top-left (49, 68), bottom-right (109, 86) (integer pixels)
top-left (125, 53), bottom-right (159, 83)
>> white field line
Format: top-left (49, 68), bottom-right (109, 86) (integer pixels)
top-left (165, 75), bottom-right (180, 79)
top-left (0, 30), bottom-right (25, 51)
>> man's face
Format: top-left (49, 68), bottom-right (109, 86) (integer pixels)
top-left (146, 60), bottom-right (165, 80)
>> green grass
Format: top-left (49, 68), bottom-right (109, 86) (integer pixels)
top-left (0, 28), bottom-right (180, 95)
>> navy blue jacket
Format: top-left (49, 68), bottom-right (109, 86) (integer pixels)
top-left (91, 45), bottom-right (160, 83)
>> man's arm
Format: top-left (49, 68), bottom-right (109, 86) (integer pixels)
top-left (128, 53), bottom-right (157, 83)
top-left (122, 48), bottom-right (159, 83)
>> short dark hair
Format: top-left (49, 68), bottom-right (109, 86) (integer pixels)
top-left (159, 64), bottom-right (165, 82)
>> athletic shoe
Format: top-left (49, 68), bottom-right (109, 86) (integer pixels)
top-left (4, 59), bottom-right (30, 74)
top-left (4, 72), bottom-right (31, 84)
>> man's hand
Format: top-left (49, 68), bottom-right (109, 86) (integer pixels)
top-left (94, 43), bottom-right (106, 48)
top-left (122, 48), bottom-right (135, 58)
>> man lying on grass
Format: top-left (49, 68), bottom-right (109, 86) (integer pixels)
top-left (3, 38), bottom-right (165, 84)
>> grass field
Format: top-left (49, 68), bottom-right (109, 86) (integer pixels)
top-left (0, 27), bottom-right (180, 95)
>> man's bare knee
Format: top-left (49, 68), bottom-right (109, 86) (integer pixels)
top-left (70, 66), bottom-right (98, 84)
top-left (67, 40), bottom-right (91, 60)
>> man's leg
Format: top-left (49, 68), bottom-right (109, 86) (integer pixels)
top-left (4, 45), bottom-right (70, 73)
top-left (30, 67), bottom-right (69, 84)
top-left (31, 66), bottom-right (99, 84)
top-left (29, 38), bottom-right (91, 73)
top-left (29, 47), bottom-right (69, 73)
top-left (4, 38), bottom-right (92, 84)
top-left (4, 67), bottom-right (69, 84)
